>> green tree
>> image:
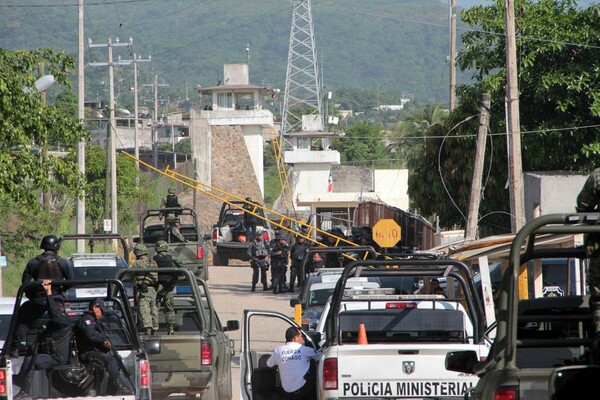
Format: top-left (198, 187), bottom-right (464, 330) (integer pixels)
top-left (76, 144), bottom-right (151, 231)
top-left (331, 123), bottom-right (392, 167)
top-left (408, 0), bottom-right (600, 233)
top-left (0, 49), bottom-right (87, 208)
top-left (175, 138), bottom-right (192, 154)
top-left (53, 90), bottom-right (78, 118)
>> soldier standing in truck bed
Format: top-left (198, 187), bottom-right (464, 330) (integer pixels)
top-left (153, 240), bottom-right (185, 335)
top-left (132, 244), bottom-right (158, 336)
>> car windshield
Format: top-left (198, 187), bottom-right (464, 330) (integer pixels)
top-left (309, 288), bottom-right (335, 306)
top-left (73, 266), bottom-right (126, 280)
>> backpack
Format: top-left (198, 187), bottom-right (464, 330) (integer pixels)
top-left (165, 194), bottom-right (179, 208)
top-left (37, 255), bottom-right (64, 280)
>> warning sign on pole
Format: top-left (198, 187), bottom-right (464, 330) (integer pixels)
top-left (372, 219), bottom-right (401, 248)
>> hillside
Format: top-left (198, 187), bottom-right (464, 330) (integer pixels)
top-left (0, 0), bottom-right (474, 105)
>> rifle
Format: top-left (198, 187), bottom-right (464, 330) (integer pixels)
top-left (98, 321), bottom-right (134, 388)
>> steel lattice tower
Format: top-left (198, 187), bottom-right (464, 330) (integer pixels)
top-left (281, 0), bottom-right (323, 143)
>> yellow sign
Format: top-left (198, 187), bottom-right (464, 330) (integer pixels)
top-left (372, 219), bottom-right (402, 248)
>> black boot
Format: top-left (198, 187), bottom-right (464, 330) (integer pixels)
top-left (288, 285), bottom-right (295, 293)
top-left (114, 378), bottom-right (133, 395)
top-left (263, 284), bottom-right (269, 291)
top-left (251, 284), bottom-right (256, 292)
top-left (14, 379), bottom-right (31, 400)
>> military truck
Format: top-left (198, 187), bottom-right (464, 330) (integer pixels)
top-left (3, 278), bottom-right (151, 400)
top-left (210, 201), bottom-right (275, 266)
top-left (445, 213), bottom-right (599, 399)
top-left (135, 207), bottom-right (210, 280)
top-left (118, 268), bottom-right (239, 400)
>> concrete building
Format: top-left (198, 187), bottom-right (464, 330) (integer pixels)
top-left (524, 171), bottom-right (588, 220)
top-left (192, 64), bottom-right (277, 198)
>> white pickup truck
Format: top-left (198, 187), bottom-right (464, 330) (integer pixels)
top-left (314, 259), bottom-right (490, 400)
top-left (239, 257), bottom-right (492, 400)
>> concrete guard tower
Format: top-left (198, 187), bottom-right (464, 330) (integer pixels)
top-left (192, 64), bottom-right (277, 197)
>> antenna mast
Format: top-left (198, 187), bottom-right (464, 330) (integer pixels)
top-left (281, 0), bottom-right (323, 144)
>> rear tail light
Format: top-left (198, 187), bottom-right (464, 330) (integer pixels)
top-left (494, 387), bottom-right (518, 400)
top-left (139, 359), bottom-right (150, 388)
top-left (201, 342), bottom-right (213, 366)
top-left (212, 230), bottom-right (217, 241)
top-left (262, 231), bottom-right (269, 241)
top-left (197, 246), bottom-right (204, 259)
top-left (385, 302), bottom-right (418, 309)
top-left (323, 358), bottom-right (338, 390)
top-left (0, 368), bottom-right (6, 395)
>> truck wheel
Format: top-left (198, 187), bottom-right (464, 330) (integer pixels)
top-left (221, 256), bottom-right (229, 266)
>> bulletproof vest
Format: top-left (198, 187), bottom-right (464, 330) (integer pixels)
top-left (165, 194), bottom-right (179, 208)
top-left (153, 253), bottom-right (176, 284)
top-left (37, 255), bottom-right (63, 280)
top-left (253, 239), bottom-right (269, 257)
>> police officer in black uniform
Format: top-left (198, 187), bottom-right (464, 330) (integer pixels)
top-left (289, 234), bottom-right (311, 292)
top-left (270, 234), bottom-right (290, 294)
top-left (14, 280), bottom-right (72, 399)
top-left (11, 235), bottom-right (73, 358)
top-left (75, 298), bottom-right (132, 395)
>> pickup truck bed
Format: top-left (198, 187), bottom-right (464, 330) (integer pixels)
top-left (317, 259), bottom-right (489, 400)
top-left (118, 268), bottom-right (239, 400)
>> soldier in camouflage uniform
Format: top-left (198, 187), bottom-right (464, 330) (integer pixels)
top-left (153, 240), bottom-right (185, 335)
top-left (131, 244), bottom-right (158, 335)
top-left (576, 167), bottom-right (600, 337)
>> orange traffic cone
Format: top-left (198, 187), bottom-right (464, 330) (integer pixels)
top-left (357, 323), bottom-right (368, 345)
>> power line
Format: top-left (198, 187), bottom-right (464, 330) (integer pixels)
top-left (0, 0), bottom-right (157, 7)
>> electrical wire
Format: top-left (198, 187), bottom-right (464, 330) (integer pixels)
top-left (437, 114), bottom-right (478, 223)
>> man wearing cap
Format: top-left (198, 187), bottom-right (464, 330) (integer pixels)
top-left (14, 280), bottom-right (72, 400)
top-left (153, 241), bottom-right (185, 335)
top-left (166, 217), bottom-right (187, 243)
top-left (131, 244), bottom-right (159, 335)
top-left (75, 298), bottom-right (132, 395)
top-left (160, 188), bottom-right (182, 221)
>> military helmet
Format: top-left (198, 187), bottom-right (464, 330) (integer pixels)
top-left (133, 244), bottom-right (148, 256)
top-left (40, 235), bottom-right (61, 251)
top-left (168, 187), bottom-right (175, 194)
top-left (155, 240), bottom-right (169, 252)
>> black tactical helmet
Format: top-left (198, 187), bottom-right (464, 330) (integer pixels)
top-left (168, 187), bottom-right (175, 194)
top-left (40, 235), bottom-right (61, 251)
top-left (245, 197), bottom-right (252, 202)
top-left (156, 240), bottom-right (169, 252)
top-left (133, 244), bottom-right (148, 256)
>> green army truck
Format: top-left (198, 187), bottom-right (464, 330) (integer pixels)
top-left (118, 268), bottom-right (239, 400)
top-left (135, 207), bottom-right (210, 280)
top-left (445, 213), bottom-right (600, 399)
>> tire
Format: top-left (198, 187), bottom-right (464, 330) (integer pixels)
top-left (222, 255), bottom-right (229, 266)
top-left (213, 252), bottom-right (224, 266)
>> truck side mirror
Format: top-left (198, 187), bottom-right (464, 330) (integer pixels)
top-left (445, 350), bottom-right (478, 374)
top-left (290, 298), bottom-right (300, 307)
top-left (225, 320), bottom-right (240, 332)
top-left (133, 237), bottom-right (140, 243)
top-left (203, 234), bottom-right (212, 241)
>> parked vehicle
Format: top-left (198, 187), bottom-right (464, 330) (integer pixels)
top-left (135, 207), bottom-right (209, 280)
top-left (61, 233), bottom-right (131, 299)
top-left (445, 213), bottom-right (599, 400)
top-left (118, 267), bottom-right (239, 400)
top-left (3, 279), bottom-right (151, 400)
top-left (211, 201), bottom-right (274, 266)
top-left (241, 257), bottom-right (491, 400)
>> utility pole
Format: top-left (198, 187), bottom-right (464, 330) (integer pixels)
top-left (77, 0), bottom-right (86, 251)
top-left (88, 36), bottom-right (134, 234)
top-left (449, 0), bottom-right (457, 111)
top-left (131, 54), bottom-right (151, 183)
top-left (143, 75), bottom-right (168, 167)
top-left (505, 0), bottom-right (525, 232)
top-left (466, 93), bottom-right (491, 239)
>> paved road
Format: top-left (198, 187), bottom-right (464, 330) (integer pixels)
top-left (207, 261), bottom-right (297, 400)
